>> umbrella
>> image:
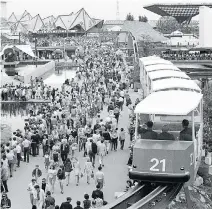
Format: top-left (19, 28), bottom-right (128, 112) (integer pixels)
top-left (54, 49), bottom-right (63, 54)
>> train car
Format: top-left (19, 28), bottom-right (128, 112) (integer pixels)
top-left (129, 57), bottom-right (203, 186)
top-left (129, 90), bottom-right (203, 185)
top-left (140, 58), bottom-right (178, 97)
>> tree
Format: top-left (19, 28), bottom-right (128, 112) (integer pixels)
top-left (138, 15), bottom-right (148, 22)
top-left (126, 13), bottom-right (134, 21)
top-left (156, 16), bottom-right (180, 34)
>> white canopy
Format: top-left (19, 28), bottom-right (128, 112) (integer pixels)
top-left (152, 78), bottom-right (201, 92)
top-left (135, 90), bottom-right (203, 115)
top-left (14, 45), bottom-right (36, 57)
top-left (149, 70), bottom-right (190, 80)
top-left (139, 56), bottom-right (160, 62)
top-left (145, 64), bottom-right (180, 72)
top-left (143, 59), bottom-right (172, 67)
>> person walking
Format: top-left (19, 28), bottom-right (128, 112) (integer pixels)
top-left (27, 179), bottom-right (38, 206)
top-left (47, 165), bottom-right (57, 194)
top-left (90, 139), bottom-right (98, 167)
top-left (91, 184), bottom-right (104, 200)
top-left (119, 128), bottom-right (126, 150)
top-left (73, 158), bottom-right (81, 186)
top-left (1, 193), bottom-right (11, 208)
top-left (60, 141), bottom-right (70, 163)
top-left (1, 162), bottom-right (9, 193)
top-left (57, 165), bottom-right (65, 194)
top-left (102, 128), bottom-right (111, 154)
top-left (83, 194), bottom-right (91, 209)
top-left (32, 165), bottom-right (42, 183)
top-left (22, 137), bottom-right (31, 163)
top-left (95, 166), bottom-right (105, 190)
top-left (33, 185), bottom-right (45, 209)
top-left (64, 158), bottom-right (73, 186)
top-left (44, 151), bottom-right (51, 171)
top-left (83, 158), bottom-right (93, 184)
top-left (98, 140), bottom-right (106, 167)
top-left (60, 197), bottom-right (72, 209)
top-left (44, 191), bottom-right (55, 209)
top-left (74, 201), bottom-right (83, 209)
top-left (111, 128), bottom-right (118, 151)
top-left (6, 150), bottom-right (14, 178)
top-left (40, 178), bottom-right (51, 195)
top-left (15, 142), bottom-right (22, 168)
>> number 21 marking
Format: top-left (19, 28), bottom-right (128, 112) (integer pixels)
top-left (150, 158), bottom-right (166, 172)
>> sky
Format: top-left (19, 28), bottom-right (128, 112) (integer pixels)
top-left (4, 0), bottom-right (212, 20)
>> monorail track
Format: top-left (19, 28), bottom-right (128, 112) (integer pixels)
top-left (102, 183), bottom-right (183, 209)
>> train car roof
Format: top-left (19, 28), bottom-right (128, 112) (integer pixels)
top-left (142, 59), bottom-right (172, 66)
top-left (149, 70), bottom-right (190, 80)
top-left (139, 56), bottom-right (160, 61)
top-left (145, 64), bottom-right (180, 72)
top-left (135, 90), bottom-right (203, 115)
top-left (152, 78), bottom-right (201, 92)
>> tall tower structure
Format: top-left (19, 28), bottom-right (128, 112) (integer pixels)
top-left (0, 1), bottom-right (7, 20)
top-left (116, 0), bottom-right (120, 20)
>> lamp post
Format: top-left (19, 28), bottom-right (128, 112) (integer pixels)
top-left (34, 34), bottom-right (37, 67)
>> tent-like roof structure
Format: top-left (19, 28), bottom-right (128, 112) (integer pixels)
top-left (54, 8), bottom-right (103, 32)
top-left (42, 15), bottom-right (56, 32)
top-left (54, 15), bottom-right (76, 30)
top-left (144, 3), bottom-right (212, 24)
top-left (120, 21), bottom-right (167, 43)
top-left (135, 90), bottom-right (203, 115)
top-left (7, 8), bottom-right (102, 34)
top-left (7, 12), bottom-right (18, 25)
top-left (26, 14), bottom-right (44, 32)
top-left (10, 14), bottom-right (44, 33)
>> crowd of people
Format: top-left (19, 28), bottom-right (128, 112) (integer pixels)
top-left (1, 36), bottom-right (138, 209)
top-left (161, 52), bottom-right (212, 60)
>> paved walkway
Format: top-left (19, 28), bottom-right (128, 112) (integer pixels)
top-left (7, 89), bottom-right (140, 208)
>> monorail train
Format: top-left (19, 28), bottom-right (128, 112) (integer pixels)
top-left (129, 56), bottom-right (203, 186)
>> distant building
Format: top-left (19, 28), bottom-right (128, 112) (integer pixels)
top-left (163, 30), bottom-right (199, 47)
top-left (144, 3), bottom-right (212, 24)
top-left (199, 6), bottom-right (212, 48)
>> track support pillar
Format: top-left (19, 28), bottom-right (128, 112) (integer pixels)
top-left (184, 186), bottom-right (193, 209)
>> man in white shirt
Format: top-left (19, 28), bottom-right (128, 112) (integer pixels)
top-left (15, 142), bottom-right (22, 167)
top-left (98, 140), bottom-right (106, 167)
top-left (33, 185), bottom-right (45, 209)
top-left (11, 137), bottom-right (17, 147)
top-left (22, 138), bottom-right (31, 163)
top-left (6, 150), bottom-right (14, 177)
top-left (27, 179), bottom-right (38, 206)
top-left (85, 138), bottom-right (92, 155)
top-left (93, 131), bottom-right (101, 143)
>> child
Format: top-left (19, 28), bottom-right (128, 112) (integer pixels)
top-left (44, 151), bottom-right (50, 171)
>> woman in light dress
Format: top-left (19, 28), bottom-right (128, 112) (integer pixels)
top-left (73, 157), bottom-right (81, 186)
top-left (84, 158), bottom-right (93, 184)
top-left (47, 165), bottom-right (57, 193)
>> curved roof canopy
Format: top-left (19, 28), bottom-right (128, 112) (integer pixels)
top-left (143, 59), bottom-right (172, 67)
top-left (145, 63), bottom-right (180, 72)
top-left (152, 78), bottom-right (201, 92)
top-left (135, 90), bottom-right (203, 115)
top-left (144, 3), bottom-right (212, 24)
top-left (149, 70), bottom-right (190, 80)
